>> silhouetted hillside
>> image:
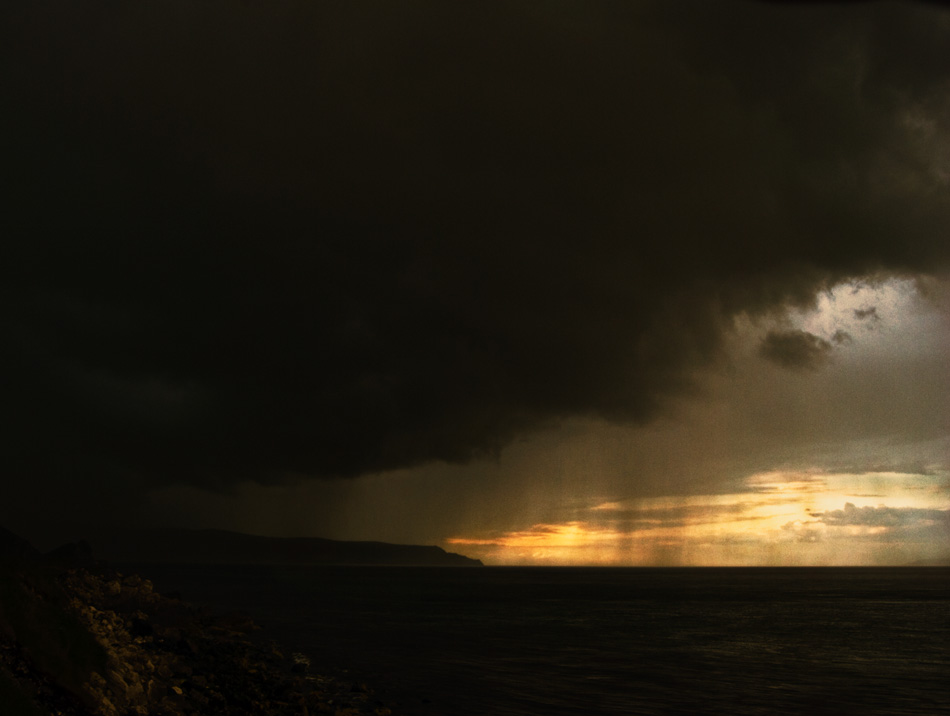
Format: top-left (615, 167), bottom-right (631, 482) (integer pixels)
top-left (90, 528), bottom-right (484, 567)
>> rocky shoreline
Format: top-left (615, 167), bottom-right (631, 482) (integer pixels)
top-left (1, 530), bottom-right (395, 716)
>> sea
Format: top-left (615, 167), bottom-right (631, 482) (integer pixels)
top-left (129, 565), bottom-right (950, 716)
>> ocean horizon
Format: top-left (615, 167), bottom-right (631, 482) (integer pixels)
top-left (129, 564), bottom-right (950, 715)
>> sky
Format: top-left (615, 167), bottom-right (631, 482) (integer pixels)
top-left (1, 0), bottom-right (948, 564)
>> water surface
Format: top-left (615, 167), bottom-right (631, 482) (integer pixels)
top-left (132, 566), bottom-right (950, 715)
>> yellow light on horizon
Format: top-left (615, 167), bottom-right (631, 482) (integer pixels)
top-left (445, 469), bottom-right (950, 566)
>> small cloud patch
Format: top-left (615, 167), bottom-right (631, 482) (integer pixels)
top-left (814, 502), bottom-right (949, 528)
top-left (853, 306), bottom-right (880, 321)
top-left (831, 329), bottom-right (852, 345)
top-left (759, 329), bottom-right (833, 371)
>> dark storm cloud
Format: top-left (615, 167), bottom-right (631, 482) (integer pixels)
top-left (759, 330), bottom-right (834, 371)
top-left (2, 0), bottom-right (949, 507)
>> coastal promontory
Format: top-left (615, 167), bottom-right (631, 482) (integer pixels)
top-left (88, 528), bottom-right (483, 567)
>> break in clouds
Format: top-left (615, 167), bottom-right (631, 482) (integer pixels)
top-left (2, 1), bottom-right (949, 529)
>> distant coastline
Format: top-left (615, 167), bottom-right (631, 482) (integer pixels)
top-left (87, 527), bottom-right (484, 567)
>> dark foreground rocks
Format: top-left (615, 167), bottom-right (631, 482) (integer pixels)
top-left (1, 531), bottom-right (394, 716)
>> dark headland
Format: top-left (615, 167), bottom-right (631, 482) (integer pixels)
top-left (1, 525), bottom-right (478, 716)
top-left (87, 527), bottom-right (484, 567)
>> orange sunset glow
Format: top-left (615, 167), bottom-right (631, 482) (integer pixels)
top-left (448, 469), bottom-right (950, 566)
